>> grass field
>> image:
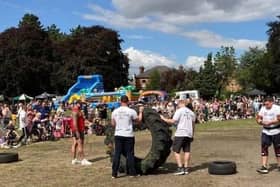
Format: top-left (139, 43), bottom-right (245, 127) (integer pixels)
top-left (0, 119), bottom-right (279, 187)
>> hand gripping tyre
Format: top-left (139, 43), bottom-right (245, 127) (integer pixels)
top-left (0, 152), bottom-right (19, 163)
top-left (113, 107), bottom-right (173, 175)
top-left (208, 161), bottom-right (237, 175)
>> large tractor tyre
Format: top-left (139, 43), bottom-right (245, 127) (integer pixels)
top-left (0, 152), bottom-right (19, 163)
top-left (117, 108), bottom-right (173, 175)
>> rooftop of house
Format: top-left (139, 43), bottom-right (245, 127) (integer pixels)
top-left (135, 65), bottom-right (171, 78)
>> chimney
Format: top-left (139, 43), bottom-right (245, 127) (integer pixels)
top-left (178, 65), bottom-right (184, 71)
top-left (139, 66), bottom-right (145, 74)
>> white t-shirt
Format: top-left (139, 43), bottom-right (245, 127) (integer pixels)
top-left (112, 106), bottom-right (137, 137)
top-left (19, 110), bottom-right (27, 129)
top-left (173, 107), bottom-right (196, 137)
top-left (258, 104), bottom-right (280, 135)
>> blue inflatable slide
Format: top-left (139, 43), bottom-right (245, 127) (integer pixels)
top-left (62, 75), bottom-right (104, 102)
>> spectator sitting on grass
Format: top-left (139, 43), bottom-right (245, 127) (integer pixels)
top-left (4, 120), bottom-right (19, 148)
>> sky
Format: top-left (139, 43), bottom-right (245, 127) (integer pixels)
top-left (0, 0), bottom-right (279, 76)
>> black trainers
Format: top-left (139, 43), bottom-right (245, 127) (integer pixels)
top-left (257, 166), bottom-right (269, 174)
top-left (111, 174), bottom-right (117, 179)
top-left (184, 167), bottom-right (190, 175)
top-left (174, 167), bottom-right (185, 175)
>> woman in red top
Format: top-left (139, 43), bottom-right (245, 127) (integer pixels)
top-left (71, 101), bottom-right (92, 166)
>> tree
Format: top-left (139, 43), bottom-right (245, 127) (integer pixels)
top-left (183, 68), bottom-right (198, 90)
top-left (70, 25), bottom-right (84, 37)
top-left (0, 21), bottom-right (53, 96)
top-left (237, 47), bottom-right (267, 91)
top-left (214, 46), bottom-right (237, 98)
top-left (266, 16), bottom-right (280, 93)
top-left (0, 14), bottom-right (128, 96)
top-left (51, 25), bottom-right (128, 92)
top-left (267, 16), bottom-right (280, 60)
top-left (146, 70), bottom-right (160, 90)
top-left (46, 24), bottom-right (66, 42)
top-left (194, 53), bottom-right (218, 99)
top-left (175, 65), bottom-right (187, 90)
top-left (252, 52), bottom-right (273, 92)
top-left (18, 13), bottom-right (42, 29)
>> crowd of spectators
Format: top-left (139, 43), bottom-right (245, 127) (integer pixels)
top-left (0, 94), bottom-right (279, 148)
top-left (147, 95), bottom-right (280, 124)
top-left (0, 99), bottom-right (110, 148)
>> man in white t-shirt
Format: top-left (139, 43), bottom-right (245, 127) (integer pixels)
top-left (256, 96), bottom-right (280, 174)
top-left (111, 95), bottom-right (144, 178)
top-left (161, 99), bottom-right (196, 175)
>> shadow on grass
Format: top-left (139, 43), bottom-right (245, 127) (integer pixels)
top-left (89, 156), bottom-right (109, 163)
top-left (190, 162), bottom-right (209, 172)
top-left (269, 163), bottom-right (279, 171)
top-left (148, 162), bottom-right (209, 175)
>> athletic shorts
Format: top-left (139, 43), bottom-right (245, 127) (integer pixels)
top-left (72, 131), bottom-right (85, 140)
top-left (172, 136), bottom-right (193, 153)
top-left (262, 133), bottom-right (280, 146)
top-left (261, 133), bottom-right (280, 158)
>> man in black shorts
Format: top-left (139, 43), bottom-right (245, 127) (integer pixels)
top-left (256, 97), bottom-right (280, 174)
top-left (161, 100), bottom-right (196, 175)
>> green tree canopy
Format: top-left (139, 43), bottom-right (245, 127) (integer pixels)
top-left (266, 16), bottom-right (280, 93)
top-left (214, 46), bottom-right (237, 97)
top-left (0, 23), bottom-right (53, 96)
top-left (0, 14), bottom-right (128, 96)
top-left (237, 47), bottom-right (267, 91)
top-left (18, 13), bottom-right (42, 29)
top-left (146, 70), bottom-right (161, 90)
top-left (194, 53), bottom-right (218, 99)
top-left (46, 24), bottom-right (66, 42)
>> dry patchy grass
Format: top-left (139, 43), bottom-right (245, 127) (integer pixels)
top-left (0, 119), bottom-right (279, 187)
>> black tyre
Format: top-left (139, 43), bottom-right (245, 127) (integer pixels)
top-left (0, 152), bottom-right (19, 163)
top-left (208, 161), bottom-right (237, 175)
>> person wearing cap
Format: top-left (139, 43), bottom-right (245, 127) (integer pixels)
top-left (111, 95), bottom-right (144, 178)
top-left (70, 100), bottom-right (92, 166)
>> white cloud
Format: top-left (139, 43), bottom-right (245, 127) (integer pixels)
top-left (82, 2), bottom-right (268, 50)
top-left (125, 34), bottom-right (152, 40)
top-left (124, 47), bottom-right (177, 75)
top-left (112, 0), bottom-right (280, 23)
top-left (83, 4), bottom-right (151, 29)
top-left (183, 30), bottom-right (266, 49)
top-left (185, 56), bottom-right (206, 71)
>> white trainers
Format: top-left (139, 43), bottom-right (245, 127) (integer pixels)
top-left (13, 143), bottom-right (22, 148)
top-left (71, 158), bottom-right (81, 165)
top-left (81, 159), bottom-right (92, 166)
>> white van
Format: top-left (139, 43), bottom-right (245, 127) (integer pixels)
top-left (175, 90), bottom-right (200, 100)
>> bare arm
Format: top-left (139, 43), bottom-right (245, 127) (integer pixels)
top-left (256, 114), bottom-right (263, 125)
top-left (134, 106), bottom-right (144, 123)
top-left (192, 120), bottom-right (195, 137)
top-left (111, 117), bottom-right (116, 127)
top-left (160, 115), bottom-right (176, 125)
